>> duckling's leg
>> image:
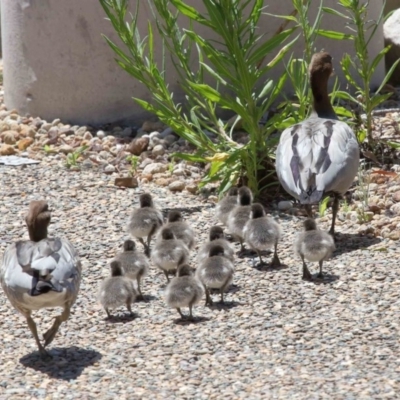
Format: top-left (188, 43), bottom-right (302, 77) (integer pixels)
top-left (220, 290), bottom-right (225, 304)
top-left (26, 314), bottom-right (50, 359)
top-left (305, 204), bottom-right (313, 218)
top-left (137, 237), bottom-right (150, 256)
top-left (270, 242), bottom-right (281, 268)
top-left (301, 254), bottom-right (313, 281)
top-left (329, 196), bottom-right (339, 237)
top-left (105, 308), bottom-right (111, 318)
top-left (164, 270), bottom-right (170, 282)
top-left (205, 287), bottom-right (213, 306)
top-left (43, 305), bottom-right (71, 347)
top-left (126, 300), bottom-right (134, 316)
top-left (317, 260), bottom-right (324, 279)
top-left (136, 273), bottom-right (145, 301)
top-left (177, 308), bottom-right (185, 319)
top-left (257, 251), bottom-right (264, 265)
top-left (188, 305), bottom-right (194, 321)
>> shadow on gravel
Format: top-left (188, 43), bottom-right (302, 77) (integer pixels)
top-left (173, 316), bottom-right (211, 325)
top-left (332, 233), bottom-right (381, 257)
top-left (253, 263), bottom-right (289, 272)
top-left (104, 313), bottom-right (138, 324)
top-left (20, 346), bottom-right (102, 380)
top-left (207, 300), bottom-right (241, 311)
top-left (305, 273), bottom-right (340, 285)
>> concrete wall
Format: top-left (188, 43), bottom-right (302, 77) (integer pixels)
top-left (1, 0), bottom-right (386, 126)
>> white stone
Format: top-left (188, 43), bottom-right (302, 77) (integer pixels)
top-left (143, 162), bottom-right (168, 175)
top-left (96, 130), bottom-right (106, 139)
top-left (152, 144), bottom-right (165, 156)
top-left (278, 200), bottom-right (293, 211)
top-left (168, 180), bottom-right (185, 192)
top-left (104, 164), bottom-right (116, 173)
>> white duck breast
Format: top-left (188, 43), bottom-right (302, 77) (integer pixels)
top-left (1, 238), bottom-right (81, 312)
top-left (276, 118), bottom-right (359, 203)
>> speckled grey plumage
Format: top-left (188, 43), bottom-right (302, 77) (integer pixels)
top-left (165, 265), bottom-right (204, 320)
top-left (243, 203), bottom-right (281, 267)
top-left (113, 239), bottom-right (149, 299)
top-left (151, 227), bottom-right (190, 282)
top-left (127, 193), bottom-right (163, 255)
top-left (197, 226), bottom-right (234, 265)
top-left (155, 210), bottom-right (195, 249)
top-left (98, 260), bottom-right (137, 318)
top-left (294, 218), bottom-right (335, 280)
top-left (215, 187), bottom-right (239, 225)
top-left (196, 244), bottom-right (234, 305)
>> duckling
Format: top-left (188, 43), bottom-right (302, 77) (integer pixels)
top-left (127, 193), bottom-right (163, 256)
top-left (197, 226), bottom-right (234, 265)
top-left (0, 200), bottom-right (81, 358)
top-left (156, 210), bottom-right (195, 249)
top-left (165, 264), bottom-right (204, 320)
top-left (215, 187), bottom-right (239, 225)
top-left (196, 244), bottom-right (234, 306)
top-left (151, 227), bottom-right (190, 282)
top-left (114, 239), bottom-right (149, 300)
top-left (98, 260), bottom-right (137, 318)
top-left (294, 218), bottom-right (335, 280)
top-left (226, 186), bottom-right (253, 252)
top-left (276, 52), bottom-right (359, 237)
top-left (243, 203), bottom-right (281, 268)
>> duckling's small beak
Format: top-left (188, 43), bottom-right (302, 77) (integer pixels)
top-left (330, 68), bottom-right (335, 77)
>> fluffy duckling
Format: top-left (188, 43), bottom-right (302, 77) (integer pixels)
top-left (0, 200), bottom-right (81, 359)
top-left (243, 203), bottom-right (281, 268)
top-left (165, 264), bottom-right (204, 320)
top-left (276, 52), bottom-right (359, 237)
top-left (114, 239), bottom-right (149, 300)
top-left (294, 218), bottom-right (335, 280)
top-left (197, 226), bottom-right (234, 265)
top-left (215, 187), bottom-right (239, 225)
top-left (98, 260), bottom-right (137, 318)
top-left (227, 186), bottom-right (253, 252)
top-left (151, 227), bottom-right (190, 282)
top-left (127, 193), bottom-right (163, 256)
top-left (196, 244), bottom-right (234, 306)
top-left (157, 210), bottom-right (195, 250)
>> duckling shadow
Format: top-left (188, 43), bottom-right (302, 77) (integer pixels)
top-left (104, 313), bottom-right (138, 324)
top-left (306, 273), bottom-right (340, 285)
top-left (208, 300), bottom-right (241, 310)
top-left (332, 233), bottom-right (381, 257)
top-left (19, 346), bottom-right (102, 380)
top-left (173, 316), bottom-right (211, 325)
top-left (253, 263), bottom-right (289, 272)
top-left (138, 294), bottom-right (157, 302)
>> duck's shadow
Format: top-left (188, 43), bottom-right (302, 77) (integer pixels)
top-left (173, 316), bottom-right (210, 325)
top-left (19, 346), bottom-right (102, 380)
top-left (332, 233), bottom-right (381, 257)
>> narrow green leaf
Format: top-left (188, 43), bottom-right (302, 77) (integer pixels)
top-left (316, 29), bottom-right (353, 40)
top-left (172, 152), bottom-right (208, 162)
top-left (321, 6), bottom-right (349, 19)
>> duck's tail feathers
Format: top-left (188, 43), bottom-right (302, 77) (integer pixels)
top-left (299, 188), bottom-right (324, 204)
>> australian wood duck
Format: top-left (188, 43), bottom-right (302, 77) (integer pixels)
top-left (0, 201), bottom-right (81, 358)
top-left (276, 52), bottom-right (359, 236)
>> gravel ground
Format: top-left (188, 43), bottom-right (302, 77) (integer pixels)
top-left (1, 158), bottom-right (400, 400)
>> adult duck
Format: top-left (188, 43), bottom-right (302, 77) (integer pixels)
top-left (0, 201), bottom-right (81, 358)
top-left (276, 52), bottom-right (359, 236)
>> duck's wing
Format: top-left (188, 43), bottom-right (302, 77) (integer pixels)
top-left (1, 238), bottom-right (81, 298)
top-left (276, 119), bottom-right (359, 203)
